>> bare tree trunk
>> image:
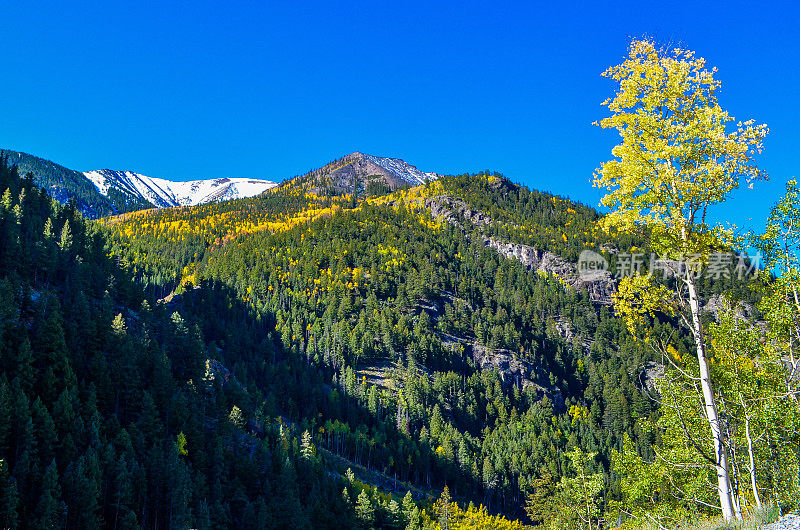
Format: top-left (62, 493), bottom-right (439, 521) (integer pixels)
top-left (687, 278), bottom-right (738, 520)
top-left (722, 400), bottom-right (744, 519)
top-left (787, 284), bottom-right (800, 397)
top-left (744, 412), bottom-right (763, 509)
top-left (584, 470), bottom-right (593, 530)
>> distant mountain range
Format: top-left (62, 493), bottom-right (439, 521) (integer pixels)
top-left (84, 169), bottom-right (277, 208)
top-left (1, 149), bottom-right (439, 218)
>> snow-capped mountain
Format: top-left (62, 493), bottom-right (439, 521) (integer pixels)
top-left (361, 153), bottom-right (439, 186)
top-left (84, 169), bottom-right (278, 208)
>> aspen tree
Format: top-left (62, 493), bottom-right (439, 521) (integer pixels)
top-left (594, 38), bottom-right (768, 520)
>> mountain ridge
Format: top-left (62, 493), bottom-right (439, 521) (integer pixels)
top-left (84, 168), bottom-right (277, 208)
top-left (2, 148), bottom-right (439, 217)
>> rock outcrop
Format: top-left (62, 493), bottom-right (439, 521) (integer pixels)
top-left (424, 194), bottom-right (616, 304)
top-left (703, 293), bottom-right (757, 321)
top-left (640, 361), bottom-right (665, 392)
top-left (472, 343), bottom-right (535, 389)
top-left (483, 235), bottom-right (615, 304)
top-left (425, 195), bottom-right (493, 226)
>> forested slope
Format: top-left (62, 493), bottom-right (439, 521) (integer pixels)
top-left (3, 156), bottom-right (494, 529)
top-left (3, 150), bottom-right (780, 528)
top-left (101, 168), bottom-right (733, 524)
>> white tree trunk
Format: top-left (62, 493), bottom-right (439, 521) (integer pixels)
top-left (687, 278), bottom-right (738, 520)
top-left (744, 412), bottom-right (763, 509)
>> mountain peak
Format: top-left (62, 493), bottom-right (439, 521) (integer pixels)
top-left (277, 152), bottom-right (439, 196)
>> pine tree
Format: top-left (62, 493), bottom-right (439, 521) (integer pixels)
top-left (524, 470), bottom-right (558, 525)
top-left (111, 455), bottom-right (138, 530)
top-left (63, 454), bottom-right (103, 529)
top-left (0, 380), bottom-right (11, 456)
top-left (10, 384), bottom-right (36, 499)
top-left (35, 459), bottom-right (62, 529)
top-left (14, 337), bottom-right (34, 394)
top-left (229, 405), bottom-right (245, 429)
top-left (300, 429), bottom-right (316, 461)
top-left (0, 459), bottom-right (19, 529)
top-left (386, 499), bottom-right (402, 529)
top-left (355, 489), bottom-right (374, 529)
top-left (31, 398), bottom-right (58, 468)
top-left (58, 220), bottom-right (71, 251)
top-left (435, 485), bottom-right (453, 530)
top-left (168, 451), bottom-right (193, 530)
top-left (33, 307), bottom-right (75, 403)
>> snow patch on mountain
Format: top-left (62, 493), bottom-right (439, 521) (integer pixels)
top-left (84, 169), bottom-right (277, 208)
top-left (85, 170), bottom-right (114, 195)
top-left (362, 154), bottom-right (439, 186)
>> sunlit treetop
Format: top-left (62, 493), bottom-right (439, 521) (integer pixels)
top-left (594, 38), bottom-right (769, 259)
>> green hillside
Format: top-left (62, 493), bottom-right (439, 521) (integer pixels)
top-left (96, 163), bottom-right (779, 526)
top-left (2, 155), bottom-right (542, 528)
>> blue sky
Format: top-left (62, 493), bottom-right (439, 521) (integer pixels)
top-left (1, 1), bottom-right (797, 230)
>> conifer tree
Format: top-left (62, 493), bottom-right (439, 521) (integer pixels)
top-left (355, 489), bottom-right (374, 529)
top-left (35, 459), bottom-right (62, 529)
top-left (0, 380), bottom-right (11, 457)
top-left (13, 337), bottom-right (34, 395)
top-left (386, 498), bottom-right (402, 529)
top-left (0, 459), bottom-right (19, 529)
top-left (58, 220), bottom-right (71, 251)
top-left (111, 455), bottom-right (138, 530)
top-left (435, 485), bottom-right (453, 530)
top-left (300, 429), bottom-right (316, 461)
